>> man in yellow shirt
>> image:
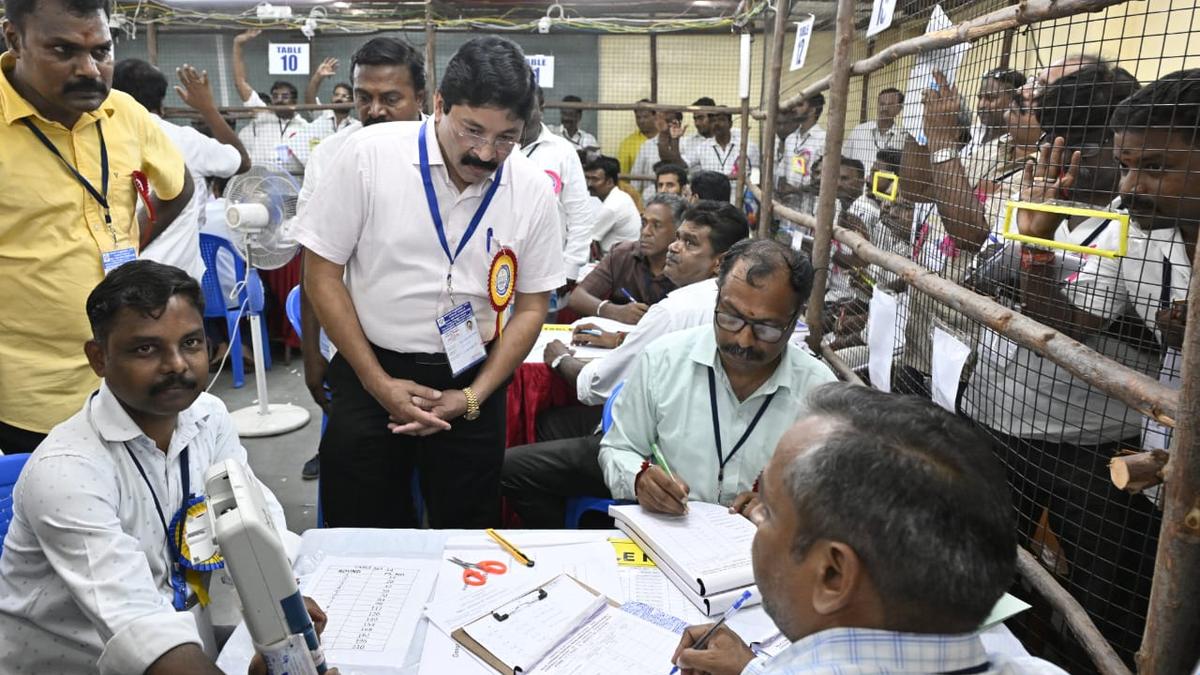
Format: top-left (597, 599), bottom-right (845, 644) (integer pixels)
top-left (617, 98), bottom-right (656, 176)
top-left (0, 0), bottom-right (193, 453)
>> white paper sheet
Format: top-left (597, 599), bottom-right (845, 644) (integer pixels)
top-left (931, 327), bottom-right (972, 411)
top-left (868, 287), bottom-right (900, 392)
top-left (867, 0), bottom-right (898, 37)
top-left (523, 325), bottom-right (616, 364)
top-left (463, 576), bottom-right (607, 672)
top-left (617, 566), bottom-right (711, 625)
top-left (300, 556), bottom-right (439, 668)
top-left (530, 605), bottom-right (682, 675)
top-left (417, 625), bottom-right (493, 675)
top-left (425, 540), bottom-right (620, 634)
top-left (610, 503), bottom-right (755, 596)
top-left (898, 5), bottom-right (971, 145)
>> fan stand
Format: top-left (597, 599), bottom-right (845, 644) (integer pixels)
top-left (230, 267), bottom-right (311, 437)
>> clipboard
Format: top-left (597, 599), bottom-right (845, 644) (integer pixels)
top-left (450, 574), bottom-right (620, 674)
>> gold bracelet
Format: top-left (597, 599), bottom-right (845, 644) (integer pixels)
top-left (462, 386), bottom-right (481, 421)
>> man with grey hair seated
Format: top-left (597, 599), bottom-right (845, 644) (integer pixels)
top-left (671, 384), bottom-right (1066, 675)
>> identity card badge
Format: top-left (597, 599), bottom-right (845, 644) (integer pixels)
top-left (101, 247), bottom-right (138, 275)
top-left (437, 302), bottom-right (488, 377)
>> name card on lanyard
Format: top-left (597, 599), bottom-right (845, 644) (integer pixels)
top-left (22, 119), bottom-right (136, 274)
top-left (419, 120), bottom-right (502, 376)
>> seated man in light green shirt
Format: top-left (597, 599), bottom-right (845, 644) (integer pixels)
top-left (599, 239), bottom-right (837, 515)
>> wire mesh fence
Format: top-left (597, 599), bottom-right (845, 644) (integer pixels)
top-left (764, 0), bottom-right (1198, 672)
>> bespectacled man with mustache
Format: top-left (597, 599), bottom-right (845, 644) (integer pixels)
top-left (0, 0), bottom-right (194, 455)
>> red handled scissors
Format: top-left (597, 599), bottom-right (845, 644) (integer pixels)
top-left (448, 556), bottom-right (508, 586)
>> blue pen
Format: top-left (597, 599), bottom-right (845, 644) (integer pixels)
top-left (487, 227), bottom-right (493, 253)
top-left (578, 328), bottom-right (603, 337)
top-left (669, 590), bottom-right (753, 675)
top-left (620, 287), bottom-right (638, 303)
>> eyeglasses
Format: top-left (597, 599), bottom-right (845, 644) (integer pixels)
top-left (714, 310), bottom-right (795, 343)
top-left (447, 116), bottom-right (520, 155)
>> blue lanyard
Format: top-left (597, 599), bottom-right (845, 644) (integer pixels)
top-left (707, 367), bottom-right (775, 486)
top-left (417, 120), bottom-right (504, 268)
top-left (126, 443), bottom-right (191, 610)
top-left (23, 119), bottom-right (110, 225)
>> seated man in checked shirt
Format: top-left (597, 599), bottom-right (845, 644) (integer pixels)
top-left (0, 261), bottom-right (325, 675)
top-left (670, 384), bottom-right (1066, 675)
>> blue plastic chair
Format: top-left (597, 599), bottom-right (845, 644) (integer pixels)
top-left (198, 233), bottom-right (271, 389)
top-left (285, 285), bottom-right (425, 529)
top-left (565, 382), bottom-right (627, 528)
top-left (0, 453), bottom-right (32, 556)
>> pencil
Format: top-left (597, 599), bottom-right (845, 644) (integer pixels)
top-left (651, 443), bottom-right (688, 512)
top-left (486, 528), bottom-right (535, 567)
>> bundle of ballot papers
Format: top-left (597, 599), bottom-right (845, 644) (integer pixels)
top-left (609, 502), bottom-right (761, 616)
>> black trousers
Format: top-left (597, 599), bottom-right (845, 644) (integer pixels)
top-left (0, 420), bottom-right (46, 455)
top-left (535, 405), bottom-right (604, 443)
top-left (500, 432), bottom-right (610, 529)
top-left (991, 431), bottom-right (1160, 665)
top-left (319, 346), bottom-right (507, 529)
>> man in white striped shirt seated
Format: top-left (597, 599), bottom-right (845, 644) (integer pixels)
top-left (670, 385), bottom-right (1065, 675)
top-left (0, 261), bottom-right (322, 675)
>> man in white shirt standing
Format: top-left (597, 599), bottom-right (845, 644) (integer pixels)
top-left (304, 57), bottom-right (360, 142)
top-left (553, 94), bottom-right (599, 158)
top-left (112, 60), bottom-right (249, 283)
top-left (843, 87), bottom-right (906, 174)
top-left (585, 155), bottom-right (642, 254)
top-left (295, 36), bottom-right (428, 481)
top-left (298, 36), bottom-right (564, 528)
top-left (231, 29), bottom-right (312, 175)
top-left (0, 261), bottom-right (317, 675)
top-left (521, 86), bottom-right (595, 284)
top-left (779, 93), bottom-right (826, 216)
top-left (683, 107), bottom-right (760, 196)
top-left (631, 109), bottom-right (684, 202)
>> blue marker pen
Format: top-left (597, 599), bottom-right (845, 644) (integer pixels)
top-left (620, 287), bottom-right (637, 303)
top-left (669, 590), bottom-right (754, 675)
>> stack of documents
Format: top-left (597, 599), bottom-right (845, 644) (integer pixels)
top-left (609, 503), bottom-right (761, 616)
top-left (453, 574), bottom-right (683, 674)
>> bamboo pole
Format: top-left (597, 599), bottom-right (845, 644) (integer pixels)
top-left (755, 0), bottom-right (791, 238)
top-left (1016, 548), bottom-right (1131, 675)
top-left (819, 343), bottom-right (865, 386)
top-left (1138, 238), bottom-right (1200, 673)
top-left (649, 32), bottom-right (659, 103)
top-left (755, 0), bottom-right (1132, 118)
top-left (147, 24), bottom-right (159, 67)
top-left (425, 0), bottom-right (437, 116)
top-left (546, 101), bottom-right (746, 114)
top-left (1110, 450), bottom-right (1169, 494)
top-left (747, 184), bottom-right (1180, 426)
top-left (803, 0), bottom-right (855, 354)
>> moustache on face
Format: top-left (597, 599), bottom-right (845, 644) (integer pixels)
top-left (720, 343), bottom-right (767, 363)
top-left (149, 373), bottom-right (199, 396)
top-left (364, 116), bottom-right (389, 127)
top-left (1120, 195), bottom-right (1157, 214)
top-left (461, 153), bottom-right (498, 172)
top-left (63, 78), bottom-right (108, 96)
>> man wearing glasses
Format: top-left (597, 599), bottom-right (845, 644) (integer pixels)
top-left (600, 239), bottom-right (836, 516)
top-left (295, 36), bottom-right (564, 528)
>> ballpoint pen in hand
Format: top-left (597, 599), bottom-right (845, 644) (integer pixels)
top-left (669, 590), bottom-right (754, 675)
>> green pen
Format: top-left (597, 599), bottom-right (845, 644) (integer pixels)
top-left (651, 442), bottom-right (688, 512)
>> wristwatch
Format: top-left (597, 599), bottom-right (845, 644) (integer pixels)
top-left (550, 353), bottom-right (570, 371)
top-left (462, 386), bottom-right (481, 421)
top-left (930, 147), bottom-right (958, 165)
